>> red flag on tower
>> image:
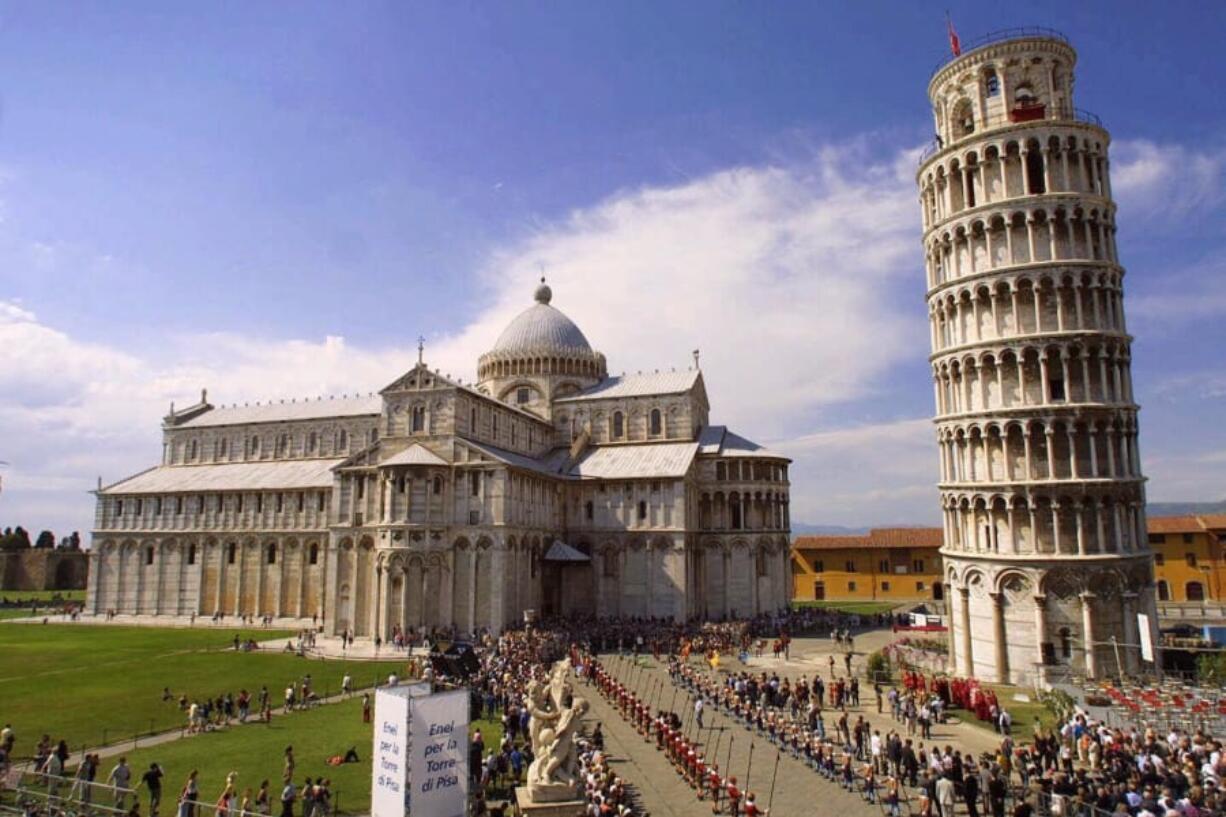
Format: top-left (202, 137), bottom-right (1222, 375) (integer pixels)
top-left (946, 13), bottom-right (962, 57)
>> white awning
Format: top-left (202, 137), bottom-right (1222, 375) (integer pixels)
top-left (543, 541), bottom-right (590, 562)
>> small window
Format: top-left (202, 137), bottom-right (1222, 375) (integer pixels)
top-left (1153, 553), bottom-right (1165, 565)
top-left (493, 414), bottom-right (499, 436)
top-left (116, 499), bottom-right (124, 515)
top-left (878, 559), bottom-right (890, 573)
top-left (881, 581), bottom-right (891, 591)
top-left (309, 542), bottom-right (319, 565)
top-left (1182, 533), bottom-right (1194, 544)
top-left (916, 581), bottom-right (926, 591)
top-left (227, 542), bottom-right (237, 564)
top-left (187, 543), bottom-right (197, 565)
top-left (356, 478), bottom-right (365, 500)
top-left (1059, 627), bottom-right (1072, 659)
top-left (267, 543), bottom-right (277, 564)
top-left (135, 498), bottom-right (143, 515)
top-left (369, 428), bottom-right (378, 444)
top-left (716, 462), bottom-right (726, 481)
top-left (651, 481), bottom-right (660, 493)
top-left (215, 494), bottom-right (224, 512)
top-left (612, 412), bottom-right (624, 439)
top-left (154, 497), bottom-right (162, 515)
top-left (236, 494), bottom-right (244, 513)
top-left (308, 432), bottom-right (318, 453)
top-left (471, 407), bottom-right (477, 429)
top-left (189, 440), bottom-right (198, 461)
top-left (338, 430), bottom-right (348, 451)
top-left (637, 500), bottom-right (647, 520)
top-left (175, 496), bottom-right (183, 514)
top-left (848, 581), bottom-right (857, 592)
top-left (1157, 580), bottom-right (1170, 601)
top-left (585, 501), bottom-right (594, 521)
top-left (256, 494), bottom-right (264, 513)
top-left (470, 471), bottom-right (481, 497)
top-left (1049, 378), bottom-right (1066, 401)
top-left (650, 409), bottom-right (662, 436)
top-left (145, 546), bottom-right (154, 566)
top-left (275, 493), bottom-right (283, 513)
top-left (845, 560), bottom-right (856, 573)
top-left (412, 406), bottom-right (425, 433)
top-left (250, 436), bottom-right (260, 456)
top-left (813, 560), bottom-right (824, 573)
top-left (317, 492), bottom-right (326, 512)
top-left (433, 476), bottom-right (442, 495)
top-left (516, 387), bottom-right (531, 405)
top-left (603, 551), bottom-right (617, 578)
top-left (913, 559), bottom-right (925, 573)
top-left (1185, 553), bottom-right (1197, 567)
top-left (297, 492), bottom-right (305, 512)
top-left (985, 69), bottom-right (1000, 97)
top-left (1147, 533), bottom-right (1164, 545)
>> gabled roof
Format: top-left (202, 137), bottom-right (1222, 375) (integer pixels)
top-left (1197, 514), bottom-right (1226, 530)
top-left (99, 459), bottom-right (344, 494)
top-left (380, 444), bottom-right (448, 467)
top-left (569, 442), bottom-right (698, 479)
top-left (175, 395), bottom-right (382, 428)
top-left (555, 370), bottom-right (700, 402)
top-left (697, 426), bottom-right (788, 460)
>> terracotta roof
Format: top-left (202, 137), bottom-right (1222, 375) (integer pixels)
top-left (1147, 515), bottom-right (1205, 534)
top-left (1196, 514), bottom-right (1226, 530)
top-left (793, 527), bottom-right (944, 551)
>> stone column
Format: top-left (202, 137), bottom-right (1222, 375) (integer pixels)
top-left (991, 591), bottom-right (1008, 683)
top-left (1033, 594), bottom-right (1048, 684)
top-left (959, 586), bottom-right (974, 676)
top-left (1121, 592), bottom-right (1138, 677)
top-left (1080, 592), bottom-right (1098, 678)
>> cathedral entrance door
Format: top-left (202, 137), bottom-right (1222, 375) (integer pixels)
top-left (541, 564), bottom-right (562, 617)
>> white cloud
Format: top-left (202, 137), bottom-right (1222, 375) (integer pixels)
top-left (0, 141), bottom-right (938, 537)
top-left (1112, 139), bottom-right (1226, 219)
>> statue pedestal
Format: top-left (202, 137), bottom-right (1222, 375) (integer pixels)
top-left (514, 788), bottom-right (585, 817)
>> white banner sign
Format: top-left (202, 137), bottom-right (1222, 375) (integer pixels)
top-left (408, 689), bottom-right (470, 817)
top-left (371, 688), bottom-right (410, 817)
top-left (1138, 612), bottom-right (1155, 662)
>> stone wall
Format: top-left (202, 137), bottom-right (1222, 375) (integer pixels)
top-left (0, 550), bottom-right (89, 591)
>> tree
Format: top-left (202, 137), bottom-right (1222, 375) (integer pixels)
top-left (35, 530), bottom-right (55, 549)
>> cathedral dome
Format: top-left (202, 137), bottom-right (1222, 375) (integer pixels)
top-left (477, 280), bottom-right (607, 387)
top-left (489, 281), bottom-right (593, 355)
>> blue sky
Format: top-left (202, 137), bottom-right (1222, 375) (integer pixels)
top-left (1, 1), bottom-right (1225, 539)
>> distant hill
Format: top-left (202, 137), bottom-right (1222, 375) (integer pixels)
top-left (1147, 499), bottom-right (1226, 517)
top-left (791, 523), bottom-right (868, 537)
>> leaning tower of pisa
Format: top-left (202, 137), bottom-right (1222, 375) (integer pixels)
top-left (917, 30), bottom-right (1157, 684)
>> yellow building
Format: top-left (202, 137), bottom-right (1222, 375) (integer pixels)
top-left (791, 516), bottom-right (1226, 607)
top-left (1148, 515), bottom-right (1226, 604)
top-left (791, 528), bottom-right (945, 603)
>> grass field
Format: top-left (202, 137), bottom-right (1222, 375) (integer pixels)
top-left (0, 623), bottom-right (405, 754)
top-left (115, 702), bottom-right (505, 815)
top-left (790, 600), bottom-right (899, 615)
top-left (0, 589), bottom-right (86, 603)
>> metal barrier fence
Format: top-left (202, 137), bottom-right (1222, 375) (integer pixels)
top-left (0, 772), bottom-right (342, 817)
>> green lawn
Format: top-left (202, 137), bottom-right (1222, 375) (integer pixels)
top-left (0, 624), bottom-right (405, 754)
top-left (0, 589), bottom-right (86, 603)
top-left (791, 600), bottom-right (899, 615)
top-left (115, 703), bottom-right (506, 815)
top-left (955, 683), bottom-right (1056, 735)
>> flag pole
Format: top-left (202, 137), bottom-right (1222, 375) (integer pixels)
top-left (767, 750), bottom-right (781, 814)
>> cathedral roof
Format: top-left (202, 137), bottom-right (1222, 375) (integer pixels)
top-left (99, 458), bottom-right (344, 494)
top-left (697, 425), bottom-right (788, 460)
top-left (555, 369), bottom-right (700, 402)
top-left (488, 282), bottom-right (594, 356)
top-left (175, 394), bottom-right (382, 428)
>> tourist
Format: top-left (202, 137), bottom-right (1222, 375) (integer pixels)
top-left (361, 693), bottom-right (371, 723)
top-left (278, 779), bottom-right (295, 817)
top-left (176, 771), bottom-right (199, 817)
top-left (110, 756), bottom-right (134, 809)
top-left (139, 762), bottom-right (164, 817)
top-left (283, 746), bottom-right (295, 783)
top-left (255, 780), bottom-right (271, 816)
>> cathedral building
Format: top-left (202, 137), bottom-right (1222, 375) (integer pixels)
top-left (86, 281), bottom-right (793, 637)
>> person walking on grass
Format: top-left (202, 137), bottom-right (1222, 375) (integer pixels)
top-left (177, 770), bottom-right (199, 817)
top-left (255, 780), bottom-right (271, 816)
top-left (279, 779), bottom-right (296, 817)
top-left (139, 762), bottom-right (164, 817)
top-left (110, 756), bottom-right (133, 809)
top-left (283, 746), bottom-right (295, 784)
